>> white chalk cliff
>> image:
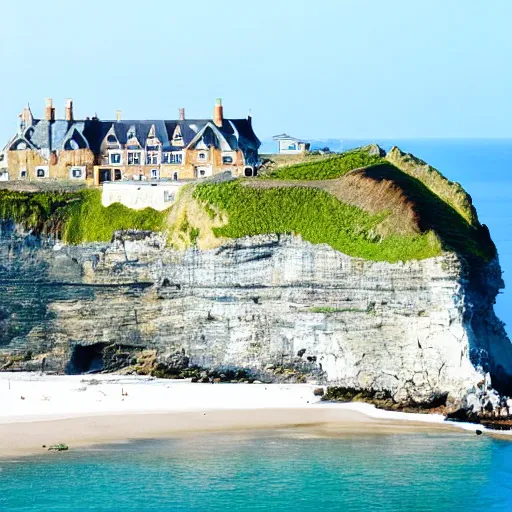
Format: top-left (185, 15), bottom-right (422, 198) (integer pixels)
top-left (1, 223), bottom-right (511, 409)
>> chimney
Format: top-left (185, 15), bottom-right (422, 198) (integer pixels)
top-left (213, 98), bottom-right (223, 127)
top-left (116, 110), bottom-right (122, 122)
top-left (65, 99), bottom-right (73, 122)
top-left (248, 108), bottom-right (252, 126)
top-left (45, 98), bottom-right (55, 122)
top-left (21, 104), bottom-right (34, 128)
top-left (179, 108), bottom-right (185, 121)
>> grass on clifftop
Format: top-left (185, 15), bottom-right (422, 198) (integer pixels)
top-left (0, 189), bottom-right (166, 243)
top-left (268, 148), bottom-right (383, 180)
top-left (61, 189), bottom-right (166, 243)
top-left (193, 181), bottom-right (441, 262)
top-left (0, 146), bottom-right (496, 263)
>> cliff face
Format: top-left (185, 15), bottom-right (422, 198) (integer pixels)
top-left (1, 221), bottom-right (511, 407)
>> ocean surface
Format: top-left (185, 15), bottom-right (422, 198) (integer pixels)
top-left (1, 429), bottom-right (512, 512)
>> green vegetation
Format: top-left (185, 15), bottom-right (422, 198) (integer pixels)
top-left (48, 443), bottom-right (69, 451)
top-left (309, 307), bottom-right (367, 314)
top-left (269, 148), bottom-right (382, 180)
top-left (0, 189), bottom-right (167, 244)
top-left (0, 146), bottom-right (496, 264)
top-left (62, 189), bottom-right (166, 243)
top-left (194, 180), bottom-right (441, 262)
top-left (358, 163), bottom-right (495, 262)
top-left (386, 146), bottom-right (478, 226)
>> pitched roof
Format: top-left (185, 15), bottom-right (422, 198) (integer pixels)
top-left (16, 118), bottom-right (260, 154)
top-left (273, 133), bottom-right (306, 143)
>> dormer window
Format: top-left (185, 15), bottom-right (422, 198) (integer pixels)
top-left (198, 152), bottom-right (207, 161)
top-left (110, 152), bottom-right (122, 165)
top-left (222, 156), bottom-right (233, 164)
top-left (107, 134), bottom-right (117, 144)
top-left (172, 125), bottom-right (184, 146)
top-left (127, 129), bottom-right (136, 140)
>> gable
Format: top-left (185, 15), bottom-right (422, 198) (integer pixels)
top-left (63, 128), bottom-right (88, 150)
top-left (187, 124), bottom-right (233, 152)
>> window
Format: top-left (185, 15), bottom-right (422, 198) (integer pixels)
top-left (151, 169), bottom-right (160, 180)
top-left (36, 166), bottom-right (49, 178)
top-left (222, 155), bottom-right (233, 164)
top-left (288, 143), bottom-right (297, 150)
top-left (200, 170), bottom-right (206, 176)
top-left (114, 169), bottom-right (122, 181)
top-left (245, 167), bottom-right (253, 177)
top-left (0, 154), bottom-right (4, 162)
top-left (146, 151), bottom-right (159, 165)
top-left (107, 134), bottom-right (117, 144)
top-left (173, 172), bottom-right (178, 181)
top-left (69, 167), bottom-right (85, 179)
top-left (0, 171), bottom-right (8, 182)
top-left (69, 139), bottom-right (79, 150)
top-left (110, 153), bottom-right (121, 164)
top-left (163, 152), bottom-right (182, 164)
top-left (128, 151), bottom-right (141, 165)
top-left (198, 152), bottom-right (207, 160)
top-left (19, 169), bottom-right (27, 179)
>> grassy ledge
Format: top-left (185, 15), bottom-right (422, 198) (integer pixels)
top-left (268, 147), bottom-right (383, 180)
top-left (0, 189), bottom-right (167, 243)
top-left (193, 180), bottom-right (441, 262)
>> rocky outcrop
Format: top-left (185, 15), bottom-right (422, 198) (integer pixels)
top-left (0, 221), bottom-right (511, 409)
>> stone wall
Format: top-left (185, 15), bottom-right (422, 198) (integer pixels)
top-left (0, 223), bottom-right (511, 406)
top-left (6, 149), bottom-right (95, 182)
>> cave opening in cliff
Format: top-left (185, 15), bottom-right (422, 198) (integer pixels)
top-left (67, 343), bottom-right (107, 374)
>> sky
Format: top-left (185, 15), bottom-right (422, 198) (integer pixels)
top-left (1, 0), bottom-right (511, 143)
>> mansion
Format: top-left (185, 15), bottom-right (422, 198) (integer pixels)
top-left (0, 99), bottom-right (261, 184)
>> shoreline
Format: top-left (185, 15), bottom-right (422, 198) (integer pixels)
top-left (0, 373), bottom-right (502, 458)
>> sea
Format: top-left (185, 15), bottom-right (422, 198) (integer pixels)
top-left (2, 429), bottom-right (512, 512)
top-left (2, 139), bottom-right (512, 511)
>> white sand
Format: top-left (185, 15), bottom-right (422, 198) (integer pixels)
top-left (0, 372), bottom-right (498, 457)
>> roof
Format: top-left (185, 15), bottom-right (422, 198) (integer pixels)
top-left (272, 133), bottom-right (307, 143)
top-left (7, 118), bottom-right (260, 154)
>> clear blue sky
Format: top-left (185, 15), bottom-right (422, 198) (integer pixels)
top-left (1, 0), bottom-right (511, 143)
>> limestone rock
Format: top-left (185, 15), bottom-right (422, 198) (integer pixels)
top-left (0, 221), bottom-right (511, 408)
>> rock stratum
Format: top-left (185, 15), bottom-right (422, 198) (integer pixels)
top-left (0, 145), bottom-right (511, 417)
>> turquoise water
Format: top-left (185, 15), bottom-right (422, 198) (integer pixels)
top-left (1, 430), bottom-right (512, 512)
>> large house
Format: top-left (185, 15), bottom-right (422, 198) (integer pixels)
top-left (0, 99), bottom-right (260, 184)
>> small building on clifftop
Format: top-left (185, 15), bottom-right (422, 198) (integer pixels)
top-left (272, 133), bottom-right (310, 154)
top-left (0, 98), bottom-right (261, 184)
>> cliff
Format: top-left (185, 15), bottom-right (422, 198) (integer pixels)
top-left (0, 146), bottom-right (511, 414)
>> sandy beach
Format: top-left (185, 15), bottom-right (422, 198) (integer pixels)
top-left (0, 373), bottom-right (482, 458)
